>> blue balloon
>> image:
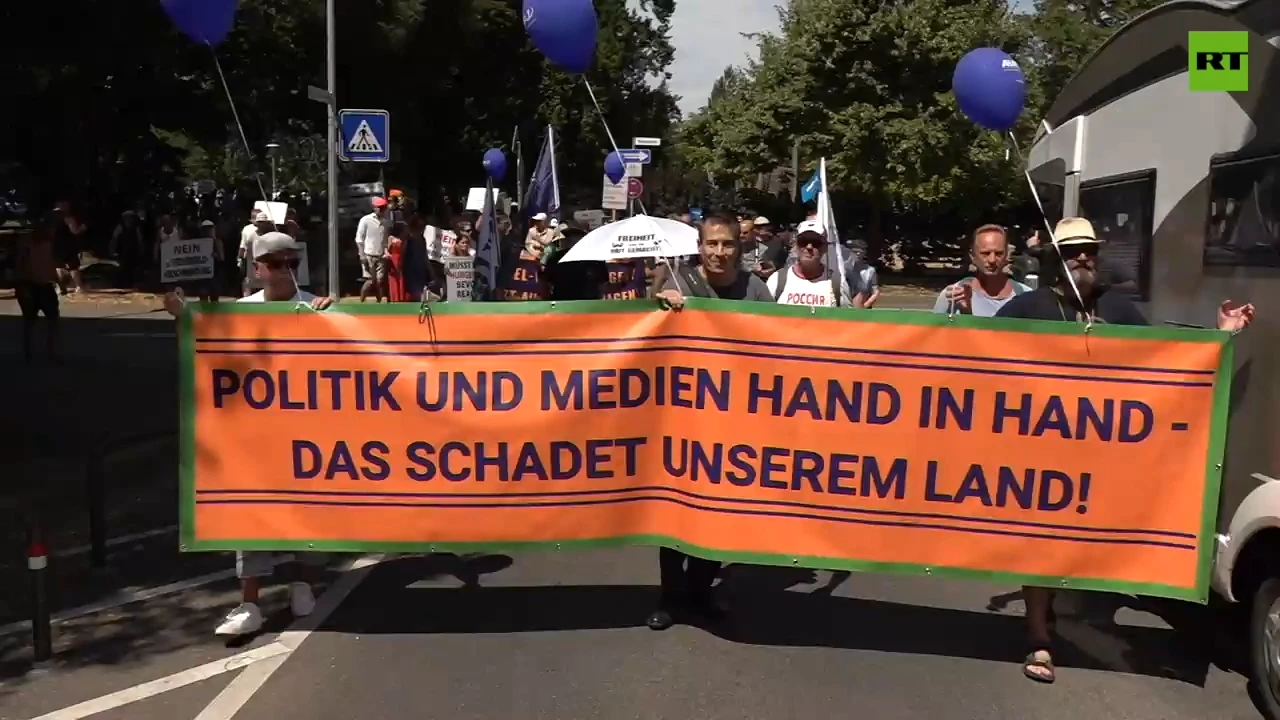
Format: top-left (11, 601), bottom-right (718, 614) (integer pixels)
top-left (523, 0), bottom-right (598, 75)
top-left (603, 152), bottom-right (625, 184)
top-left (952, 48), bottom-right (1026, 132)
top-left (161, 0), bottom-right (239, 46)
top-left (483, 148), bottom-right (507, 182)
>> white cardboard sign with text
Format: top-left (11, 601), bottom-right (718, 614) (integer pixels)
top-left (444, 255), bottom-right (473, 302)
top-left (160, 238), bottom-right (215, 283)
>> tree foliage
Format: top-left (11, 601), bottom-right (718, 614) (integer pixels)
top-left (1, 0), bottom-right (680, 218)
top-left (671, 0), bottom-right (1165, 265)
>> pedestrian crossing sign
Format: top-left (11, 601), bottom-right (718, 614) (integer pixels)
top-left (338, 109), bottom-right (391, 163)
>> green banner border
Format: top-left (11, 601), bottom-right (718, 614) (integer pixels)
top-left (178, 299), bottom-right (1233, 603)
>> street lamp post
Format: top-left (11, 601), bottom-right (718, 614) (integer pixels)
top-left (265, 142), bottom-right (280, 199)
top-left (307, 0), bottom-right (339, 299)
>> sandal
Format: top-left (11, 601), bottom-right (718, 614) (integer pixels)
top-left (1023, 647), bottom-right (1056, 684)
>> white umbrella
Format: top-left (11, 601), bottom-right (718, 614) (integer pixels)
top-left (559, 215), bottom-right (698, 263)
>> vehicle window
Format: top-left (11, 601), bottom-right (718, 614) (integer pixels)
top-left (1204, 153), bottom-right (1280, 268)
top-left (1029, 158), bottom-right (1066, 229)
top-left (1078, 172), bottom-right (1156, 301)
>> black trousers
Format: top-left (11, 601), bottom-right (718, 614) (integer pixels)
top-left (658, 548), bottom-right (721, 605)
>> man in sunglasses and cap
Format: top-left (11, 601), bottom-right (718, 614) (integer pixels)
top-left (995, 216), bottom-right (1254, 685)
top-left (162, 230), bottom-right (333, 636)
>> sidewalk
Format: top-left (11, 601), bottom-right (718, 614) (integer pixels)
top-left (0, 308), bottom-right (187, 636)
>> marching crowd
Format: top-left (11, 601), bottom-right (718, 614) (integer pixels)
top-left (13, 189), bottom-right (1254, 686)
top-left (156, 197), bottom-right (1257, 687)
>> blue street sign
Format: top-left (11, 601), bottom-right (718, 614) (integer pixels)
top-left (338, 109), bottom-right (391, 163)
top-left (618, 148), bottom-right (652, 164)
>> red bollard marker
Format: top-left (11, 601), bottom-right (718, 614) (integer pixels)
top-left (28, 539), bottom-right (52, 664)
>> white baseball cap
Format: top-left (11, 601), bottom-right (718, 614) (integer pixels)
top-left (252, 210), bottom-right (271, 223)
top-left (796, 219), bottom-right (825, 238)
top-left (253, 231), bottom-right (304, 259)
top-left (531, 212), bottom-right (548, 222)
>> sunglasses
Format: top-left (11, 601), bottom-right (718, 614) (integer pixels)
top-left (258, 256), bottom-right (301, 271)
top-left (1058, 242), bottom-right (1100, 257)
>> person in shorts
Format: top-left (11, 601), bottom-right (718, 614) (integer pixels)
top-left (164, 231), bottom-right (335, 637)
top-left (51, 201), bottom-right (86, 295)
top-left (15, 223), bottom-right (60, 362)
top-left (357, 197), bottom-right (391, 302)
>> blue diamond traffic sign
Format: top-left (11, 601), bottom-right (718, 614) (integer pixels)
top-left (339, 109), bottom-right (391, 163)
top-left (617, 148), bottom-right (651, 164)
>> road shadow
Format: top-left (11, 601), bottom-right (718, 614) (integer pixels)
top-left (325, 557), bottom-right (1220, 687)
top-left (0, 563), bottom-right (344, 713)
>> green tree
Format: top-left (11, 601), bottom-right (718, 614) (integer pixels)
top-left (674, 0), bottom-right (1037, 265)
top-left (1026, 0), bottom-right (1165, 110)
top-left (2, 0), bottom-right (680, 221)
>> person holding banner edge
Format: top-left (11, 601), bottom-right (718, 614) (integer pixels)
top-left (649, 212), bottom-right (771, 631)
top-left (996, 216), bottom-right (1255, 683)
top-left (164, 231), bottom-right (334, 637)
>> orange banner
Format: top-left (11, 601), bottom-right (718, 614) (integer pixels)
top-left (180, 300), bottom-right (1231, 601)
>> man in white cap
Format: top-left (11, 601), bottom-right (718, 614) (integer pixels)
top-left (766, 219), bottom-right (853, 307)
top-left (996, 215), bottom-right (1254, 685)
top-left (526, 212), bottom-right (555, 257)
top-left (163, 231), bottom-right (333, 636)
top-left (741, 214), bottom-right (786, 279)
top-left (239, 210), bottom-right (274, 296)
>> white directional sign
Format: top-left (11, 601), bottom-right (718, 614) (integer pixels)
top-left (338, 109), bottom-right (391, 163)
top-left (633, 137), bottom-right (662, 147)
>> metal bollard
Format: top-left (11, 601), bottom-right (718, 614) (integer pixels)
top-left (86, 452), bottom-right (107, 568)
top-left (27, 532), bottom-right (52, 664)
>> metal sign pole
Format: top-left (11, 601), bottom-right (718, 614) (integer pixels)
top-left (325, 0), bottom-right (339, 300)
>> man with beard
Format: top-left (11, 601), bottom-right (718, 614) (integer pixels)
top-left (996, 216), bottom-right (1254, 684)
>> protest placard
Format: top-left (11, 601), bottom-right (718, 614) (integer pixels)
top-left (180, 301), bottom-right (1231, 601)
top-left (160, 237), bottom-right (215, 283)
top-left (444, 255), bottom-right (473, 302)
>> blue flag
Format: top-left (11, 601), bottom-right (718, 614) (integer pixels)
top-left (473, 177), bottom-right (501, 301)
top-left (525, 126), bottom-right (560, 218)
top-left (800, 168), bottom-right (821, 203)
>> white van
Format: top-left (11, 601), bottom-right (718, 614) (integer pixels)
top-left (1026, 0), bottom-right (1280, 714)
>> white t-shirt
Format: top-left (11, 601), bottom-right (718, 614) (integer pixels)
top-left (355, 212), bottom-right (388, 256)
top-left (767, 266), bottom-right (840, 307)
top-left (239, 224), bottom-right (260, 256)
top-left (238, 288), bottom-right (316, 304)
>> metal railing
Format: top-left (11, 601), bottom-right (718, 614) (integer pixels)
top-left (3, 429), bottom-right (176, 666)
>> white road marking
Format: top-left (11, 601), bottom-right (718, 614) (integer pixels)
top-left (18, 555), bottom-right (384, 719)
top-left (0, 556), bottom-right (295, 637)
top-left (28, 641), bottom-right (292, 720)
top-left (193, 555), bottom-right (386, 720)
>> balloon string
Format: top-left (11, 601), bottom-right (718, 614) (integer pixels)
top-left (582, 77), bottom-right (648, 216)
top-left (210, 45), bottom-right (279, 230)
top-left (1006, 131), bottom-right (1090, 331)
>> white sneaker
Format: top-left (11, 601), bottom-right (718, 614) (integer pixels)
top-left (214, 602), bottom-right (264, 637)
top-left (289, 582), bottom-right (316, 618)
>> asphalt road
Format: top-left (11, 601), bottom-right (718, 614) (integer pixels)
top-left (1, 290), bottom-right (1269, 720)
top-left (2, 551), bottom-right (1263, 720)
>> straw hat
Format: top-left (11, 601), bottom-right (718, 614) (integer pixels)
top-left (1053, 217), bottom-right (1101, 246)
